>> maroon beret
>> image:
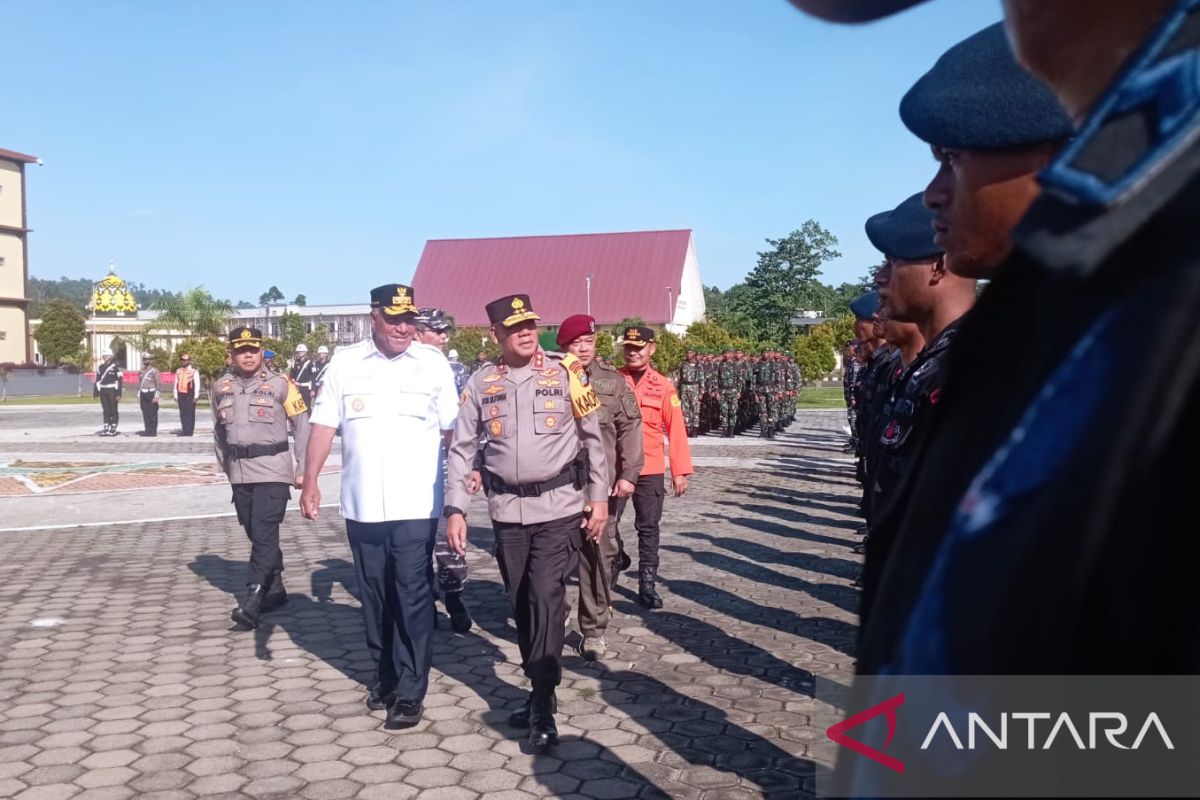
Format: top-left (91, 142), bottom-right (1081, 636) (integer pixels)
top-left (556, 314), bottom-right (596, 348)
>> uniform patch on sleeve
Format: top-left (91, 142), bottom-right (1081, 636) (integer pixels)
top-left (283, 379), bottom-right (308, 417)
top-left (670, 393), bottom-right (681, 408)
top-left (622, 393), bottom-right (641, 419)
top-left (561, 353), bottom-right (600, 418)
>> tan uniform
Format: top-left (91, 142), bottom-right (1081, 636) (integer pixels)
top-left (445, 349), bottom-right (607, 690)
top-left (577, 361), bottom-right (644, 637)
top-left (212, 370), bottom-right (311, 485)
top-left (445, 350), bottom-right (607, 521)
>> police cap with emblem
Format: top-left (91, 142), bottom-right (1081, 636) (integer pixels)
top-left (370, 283), bottom-right (419, 318)
top-left (556, 314), bottom-right (596, 348)
top-left (618, 326), bottom-right (656, 348)
top-left (900, 23), bottom-right (1073, 151)
top-left (485, 294), bottom-right (540, 328)
top-left (850, 291), bottom-right (881, 321)
top-left (228, 326), bottom-right (263, 350)
top-left (865, 192), bottom-right (943, 261)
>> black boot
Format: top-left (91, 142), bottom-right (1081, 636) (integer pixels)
top-left (528, 687), bottom-right (558, 750)
top-left (637, 567), bottom-right (663, 610)
top-left (366, 683), bottom-right (396, 711)
top-left (231, 584), bottom-right (266, 629)
top-left (723, 426), bottom-right (734, 438)
top-left (384, 697), bottom-right (424, 730)
top-left (609, 550), bottom-right (631, 590)
top-left (261, 573), bottom-right (287, 612)
top-left (444, 591), bottom-right (473, 634)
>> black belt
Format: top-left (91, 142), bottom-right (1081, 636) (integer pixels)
top-left (483, 456), bottom-right (583, 498)
top-left (231, 441), bottom-right (288, 460)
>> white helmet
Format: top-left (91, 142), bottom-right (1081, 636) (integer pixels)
top-left (295, 344), bottom-right (308, 353)
top-left (448, 349), bottom-right (459, 360)
top-left (317, 345), bottom-right (329, 354)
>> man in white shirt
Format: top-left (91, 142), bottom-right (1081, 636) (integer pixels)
top-left (300, 283), bottom-right (458, 730)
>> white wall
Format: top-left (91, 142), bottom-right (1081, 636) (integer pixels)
top-left (668, 235), bottom-right (706, 334)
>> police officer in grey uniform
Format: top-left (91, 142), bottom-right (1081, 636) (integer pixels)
top-left (557, 314), bottom-right (644, 662)
top-left (138, 355), bottom-right (161, 436)
top-left (213, 326), bottom-right (311, 630)
top-left (445, 294), bottom-right (609, 750)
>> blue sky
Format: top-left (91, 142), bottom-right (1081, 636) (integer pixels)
top-left (8, 1), bottom-right (1000, 305)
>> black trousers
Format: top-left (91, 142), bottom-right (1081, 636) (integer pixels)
top-left (178, 391), bottom-right (196, 435)
top-left (346, 518), bottom-right (437, 703)
top-left (99, 388), bottom-right (119, 427)
top-left (493, 513), bottom-right (581, 688)
top-left (613, 474), bottom-right (666, 571)
top-left (231, 483), bottom-right (290, 586)
top-left (139, 392), bottom-right (158, 435)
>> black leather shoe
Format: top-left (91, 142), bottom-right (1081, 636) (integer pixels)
top-left (528, 689), bottom-right (558, 750)
top-left (444, 591), bottom-right (473, 634)
top-left (366, 683), bottom-right (397, 711)
top-left (231, 584), bottom-right (265, 629)
top-left (508, 693), bottom-right (533, 729)
top-left (261, 575), bottom-right (287, 612)
top-left (384, 698), bottom-right (423, 730)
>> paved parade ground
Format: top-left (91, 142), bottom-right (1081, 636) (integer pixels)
top-left (0, 408), bottom-right (858, 799)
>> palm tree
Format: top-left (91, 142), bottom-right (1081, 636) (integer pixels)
top-left (151, 288), bottom-right (234, 338)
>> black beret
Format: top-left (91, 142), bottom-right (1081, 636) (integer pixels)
top-left (850, 291), bottom-right (881, 320)
top-left (900, 23), bottom-right (1073, 150)
top-left (865, 192), bottom-right (942, 261)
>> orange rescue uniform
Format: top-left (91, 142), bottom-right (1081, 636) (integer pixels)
top-left (619, 366), bottom-right (694, 477)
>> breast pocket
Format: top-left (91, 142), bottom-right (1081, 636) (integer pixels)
top-left (249, 397), bottom-right (275, 424)
top-left (533, 392), bottom-right (566, 435)
top-left (395, 391), bottom-right (431, 421)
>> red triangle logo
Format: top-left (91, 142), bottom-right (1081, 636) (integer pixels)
top-left (826, 692), bottom-right (906, 773)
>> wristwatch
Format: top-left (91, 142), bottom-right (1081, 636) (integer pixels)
top-left (443, 505), bottom-right (465, 519)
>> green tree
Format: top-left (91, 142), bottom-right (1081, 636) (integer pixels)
top-left (293, 294), bottom-right (307, 306)
top-left (235, 300), bottom-right (257, 310)
top-left (34, 299), bottom-right (86, 365)
top-left (595, 330), bottom-right (614, 361)
top-left (652, 330), bottom-right (686, 375)
top-left (152, 288), bottom-right (235, 338)
top-left (614, 316), bottom-right (646, 335)
top-left (279, 311), bottom-right (306, 351)
top-left (792, 322), bottom-right (839, 384)
top-left (259, 286), bottom-right (285, 305)
top-left (682, 321), bottom-right (733, 353)
top-left (732, 221), bottom-right (841, 347)
top-left (447, 327), bottom-right (499, 363)
top-left (29, 276), bottom-right (92, 317)
top-left (170, 337), bottom-right (229, 383)
top-left (303, 324), bottom-right (331, 353)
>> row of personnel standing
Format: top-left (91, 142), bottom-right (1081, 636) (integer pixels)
top-left (93, 351), bottom-right (200, 437)
top-left (675, 350), bottom-right (800, 438)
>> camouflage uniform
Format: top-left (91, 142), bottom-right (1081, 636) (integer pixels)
top-left (717, 356), bottom-right (739, 436)
top-left (678, 355), bottom-right (701, 436)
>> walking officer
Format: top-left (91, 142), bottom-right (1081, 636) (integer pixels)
top-left (213, 326), bottom-right (311, 630)
top-left (557, 314), bottom-right (644, 662)
top-left (94, 352), bottom-right (123, 437)
top-left (615, 326), bottom-right (694, 608)
top-left (138, 354), bottom-right (161, 437)
top-left (445, 294), bottom-right (609, 750)
top-left (289, 343), bottom-right (316, 410)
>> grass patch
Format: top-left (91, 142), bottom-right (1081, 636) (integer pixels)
top-left (577, 687), bottom-right (597, 701)
top-left (795, 387), bottom-right (847, 409)
top-left (1, 394), bottom-right (210, 408)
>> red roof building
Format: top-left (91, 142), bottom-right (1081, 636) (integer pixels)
top-left (411, 229), bottom-right (706, 331)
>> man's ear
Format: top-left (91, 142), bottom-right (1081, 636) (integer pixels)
top-left (488, 327), bottom-right (500, 346)
top-left (929, 255), bottom-right (948, 285)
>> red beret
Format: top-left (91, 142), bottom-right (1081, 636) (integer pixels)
top-left (556, 314), bottom-right (596, 348)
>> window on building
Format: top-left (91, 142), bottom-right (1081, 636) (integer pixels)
top-left (0, 331), bottom-right (7, 341)
top-left (0, 256), bottom-right (6, 267)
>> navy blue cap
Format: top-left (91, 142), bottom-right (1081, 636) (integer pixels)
top-left (900, 23), bottom-right (1073, 150)
top-left (865, 192), bottom-right (942, 261)
top-left (850, 290), bottom-right (881, 320)
top-left (786, 0), bottom-right (928, 23)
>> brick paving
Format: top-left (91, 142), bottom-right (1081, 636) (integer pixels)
top-left (0, 410), bottom-right (858, 799)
